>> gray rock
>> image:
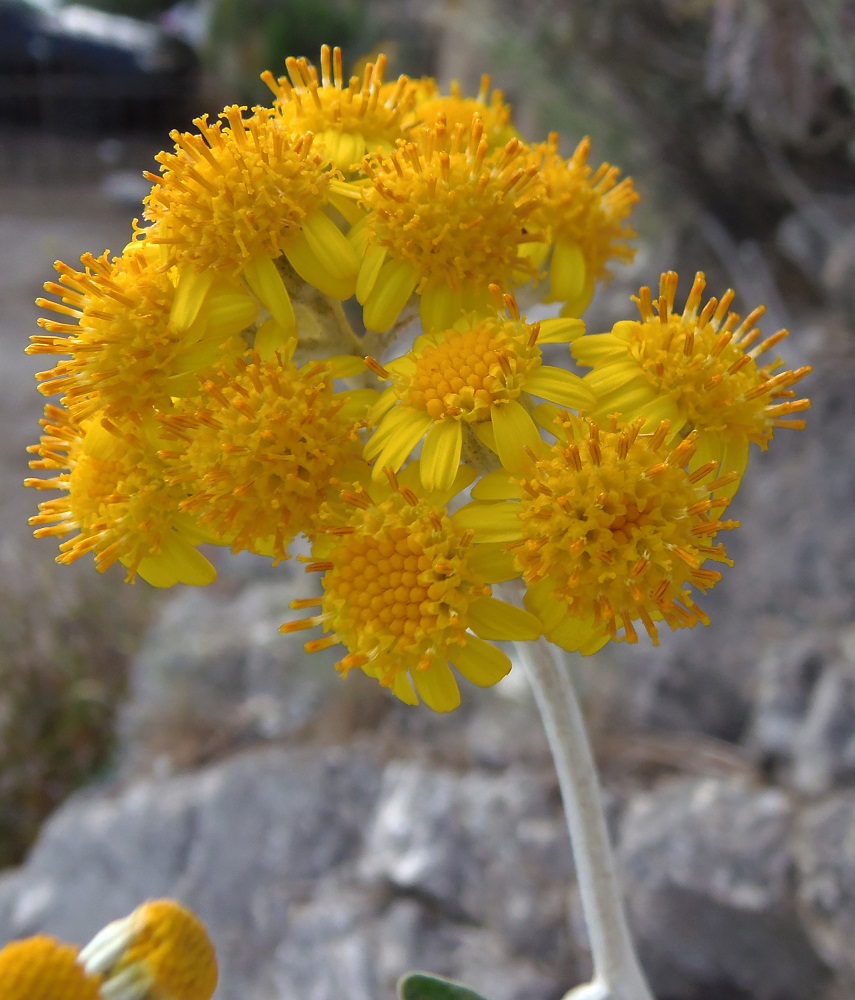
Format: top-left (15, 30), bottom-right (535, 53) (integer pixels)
top-left (793, 792), bottom-right (855, 991)
top-left (619, 776), bottom-right (830, 1000)
top-left (791, 652), bottom-right (855, 794)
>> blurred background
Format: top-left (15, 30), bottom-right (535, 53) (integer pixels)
top-left (1, 2), bottom-right (855, 998)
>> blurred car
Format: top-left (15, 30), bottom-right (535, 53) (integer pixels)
top-left (0, 0), bottom-right (199, 130)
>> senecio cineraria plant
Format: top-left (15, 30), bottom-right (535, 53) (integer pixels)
top-left (17, 46), bottom-right (810, 1000)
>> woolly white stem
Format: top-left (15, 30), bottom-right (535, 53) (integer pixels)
top-left (516, 637), bottom-right (655, 1000)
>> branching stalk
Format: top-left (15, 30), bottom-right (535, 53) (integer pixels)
top-left (516, 637), bottom-right (654, 1000)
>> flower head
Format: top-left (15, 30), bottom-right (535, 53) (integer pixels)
top-left (29, 243), bottom-right (256, 422)
top-left (532, 134), bottom-right (638, 316)
top-left (364, 288), bottom-right (591, 488)
top-left (411, 74), bottom-right (517, 148)
top-left (261, 45), bottom-right (417, 173)
top-left (78, 899), bottom-right (217, 1000)
top-left (456, 414), bottom-right (738, 650)
top-left (0, 936), bottom-right (101, 1000)
top-left (144, 105), bottom-right (359, 301)
top-left (162, 352), bottom-right (374, 561)
top-left (282, 469), bottom-right (539, 712)
top-left (571, 271), bottom-right (812, 483)
top-left (26, 406), bottom-right (216, 587)
top-left (354, 117), bottom-right (547, 332)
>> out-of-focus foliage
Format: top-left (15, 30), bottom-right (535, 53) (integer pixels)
top-left (0, 563), bottom-right (149, 868)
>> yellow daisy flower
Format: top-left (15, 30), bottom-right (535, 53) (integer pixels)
top-left (26, 406), bottom-right (216, 587)
top-left (0, 936), bottom-right (101, 1000)
top-left (161, 351), bottom-right (375, 562)
top-left (282, 467), bottom-right (540, 712)
top-left (0, 899), bottom-right (217, 1000)
top-left (143, 104), bottom-right (360, 327)
top-left (261, 44), bottom-right (417, 175)
top-left (411, 74), bottom-right (518, 148)
top-left (352, 117), bottom-right (547, 333)
top-left (571, 271), bottom-right (812, 485)
top-left (364, 289), bottom-right (593, 488)
top-left (455, 414), bottom-right (739, 650)
top-left (78, 899), bottom-right (217, 1000)
top-left (532, 134), bottom-right (638, 316)
top-left (29, 242), bottom-right (256, 422)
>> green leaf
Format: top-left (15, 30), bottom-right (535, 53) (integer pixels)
top-left (397, 972), bottom-right (491, 1000)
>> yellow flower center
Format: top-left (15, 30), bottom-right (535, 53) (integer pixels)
top-left (412, 75), bottom-right (516, 148)
top-left (312, 488), bottom-right (489, 684)
top-left (30, 246), bottom-right (254, 422)
top-left (534, 134), bottom-right (638, 283)
top-left (144, 105), bottom-right (331, 273)
top-left (0, 936), bottom-right (101, 1000)
top-left (116, 900), bottom-right (218, 1000)
top-left (402, 317), bottom-right (541, 422)
top-left (515, 416), bottom-right (736, 643)
top-left (261, 45), bottom-right (417, 171)
top-left (27, 408), bottom-right (213, 586)
top-left (362, 117), bottom-right (546, 292)
top-left (618, 273), bottom-right (808, 446)
top-left (164, 354), bottom-right (369, 560)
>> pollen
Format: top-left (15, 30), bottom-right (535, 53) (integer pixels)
top-left (162, 352), bottom-right (372, 561)
top-left (0, 936), bottom-right (101, 1000)
top-left (356, 116), bottom-right (547, 331)
top-left (513, 414), bottom-right (738, 646)
top-left (261, 45), bottom-right (417, 172)
top-left (143, 105), bottom-right (333, 276)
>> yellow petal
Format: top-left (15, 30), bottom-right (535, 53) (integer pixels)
top-left (370, 410), bottom-right (433, 478)
top-left (523, 578), bottom-right (566, 632)
top-left (411, 661), bottom-right (461, 712)
top-left (391, 671), bottom-right (419, 706)
top-left (365, 405), bottom-right (431, 461)
top-left (468, 597), bottom-right (541, 640)
top-left (420, 420), bottom-right (463, 493)
top-left (537, 316), bottom-right (586, 344)
top-left (355, 244), bottom-right (387, 303)
top-left (570, 332), bottom-right (628, 366)
top-left (548, 615), bottom-right (606, 653)
top-left (549, 239), bottom-right (586, 302)
top-left (243, 254), bottom-right (296, 337)
top-left (452, 500), bottom-right (521, 542)
top-left (525, 366), bottom-right (596, 410)
top-left (491, 399), bottom-right (542, 473)
top-left (452, 634), bottom-right (512, 687)
top-left (284, 210), bottom-right (359, 300)
top-left (170, 265), bottom-right (214, 332)
top-left (363, 259), bottom-right (418, 332)
top-left (470, 469), bottom-right (520, 501)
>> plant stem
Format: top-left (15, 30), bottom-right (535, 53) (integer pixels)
top-left (516, 637), bottom-right (655, 1000)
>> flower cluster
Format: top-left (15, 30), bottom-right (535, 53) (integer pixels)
top-left (27, 45), bottom-right (811, 712)
top-left (0, 899), bottom-right (217, 1000)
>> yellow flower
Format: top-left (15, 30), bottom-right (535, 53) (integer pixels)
top-left (532, 134), bottom-right (638, 316)
top-left (143, 105), bottom-right (360, 309)
top-left (282, 468), bottom-right (540, 712)
top-left (0, 936), bottom-right (101, 1000)
top-left (364, 289), bottom-right (592, 488)
top-left (0, 900), bottom-right (216, 1000)
top-left (78, 899), bottom-right (217, 1000)
top-left (571, 271), bottom-right (812, 484)
top-left (411, 74), bottom-right (517, 148)
top-left (161, 352), bottom-right (375, 562)
top-left (352, 117), bottom-right (547, 333)
top-left (261, 44), bottom-right (417, 174)
top-left (29, 242), bottom-right (256, 421)
top-left (26, 406), bottom-right (216, 587)
top-left (455, 414), bottom-right (738, 650)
